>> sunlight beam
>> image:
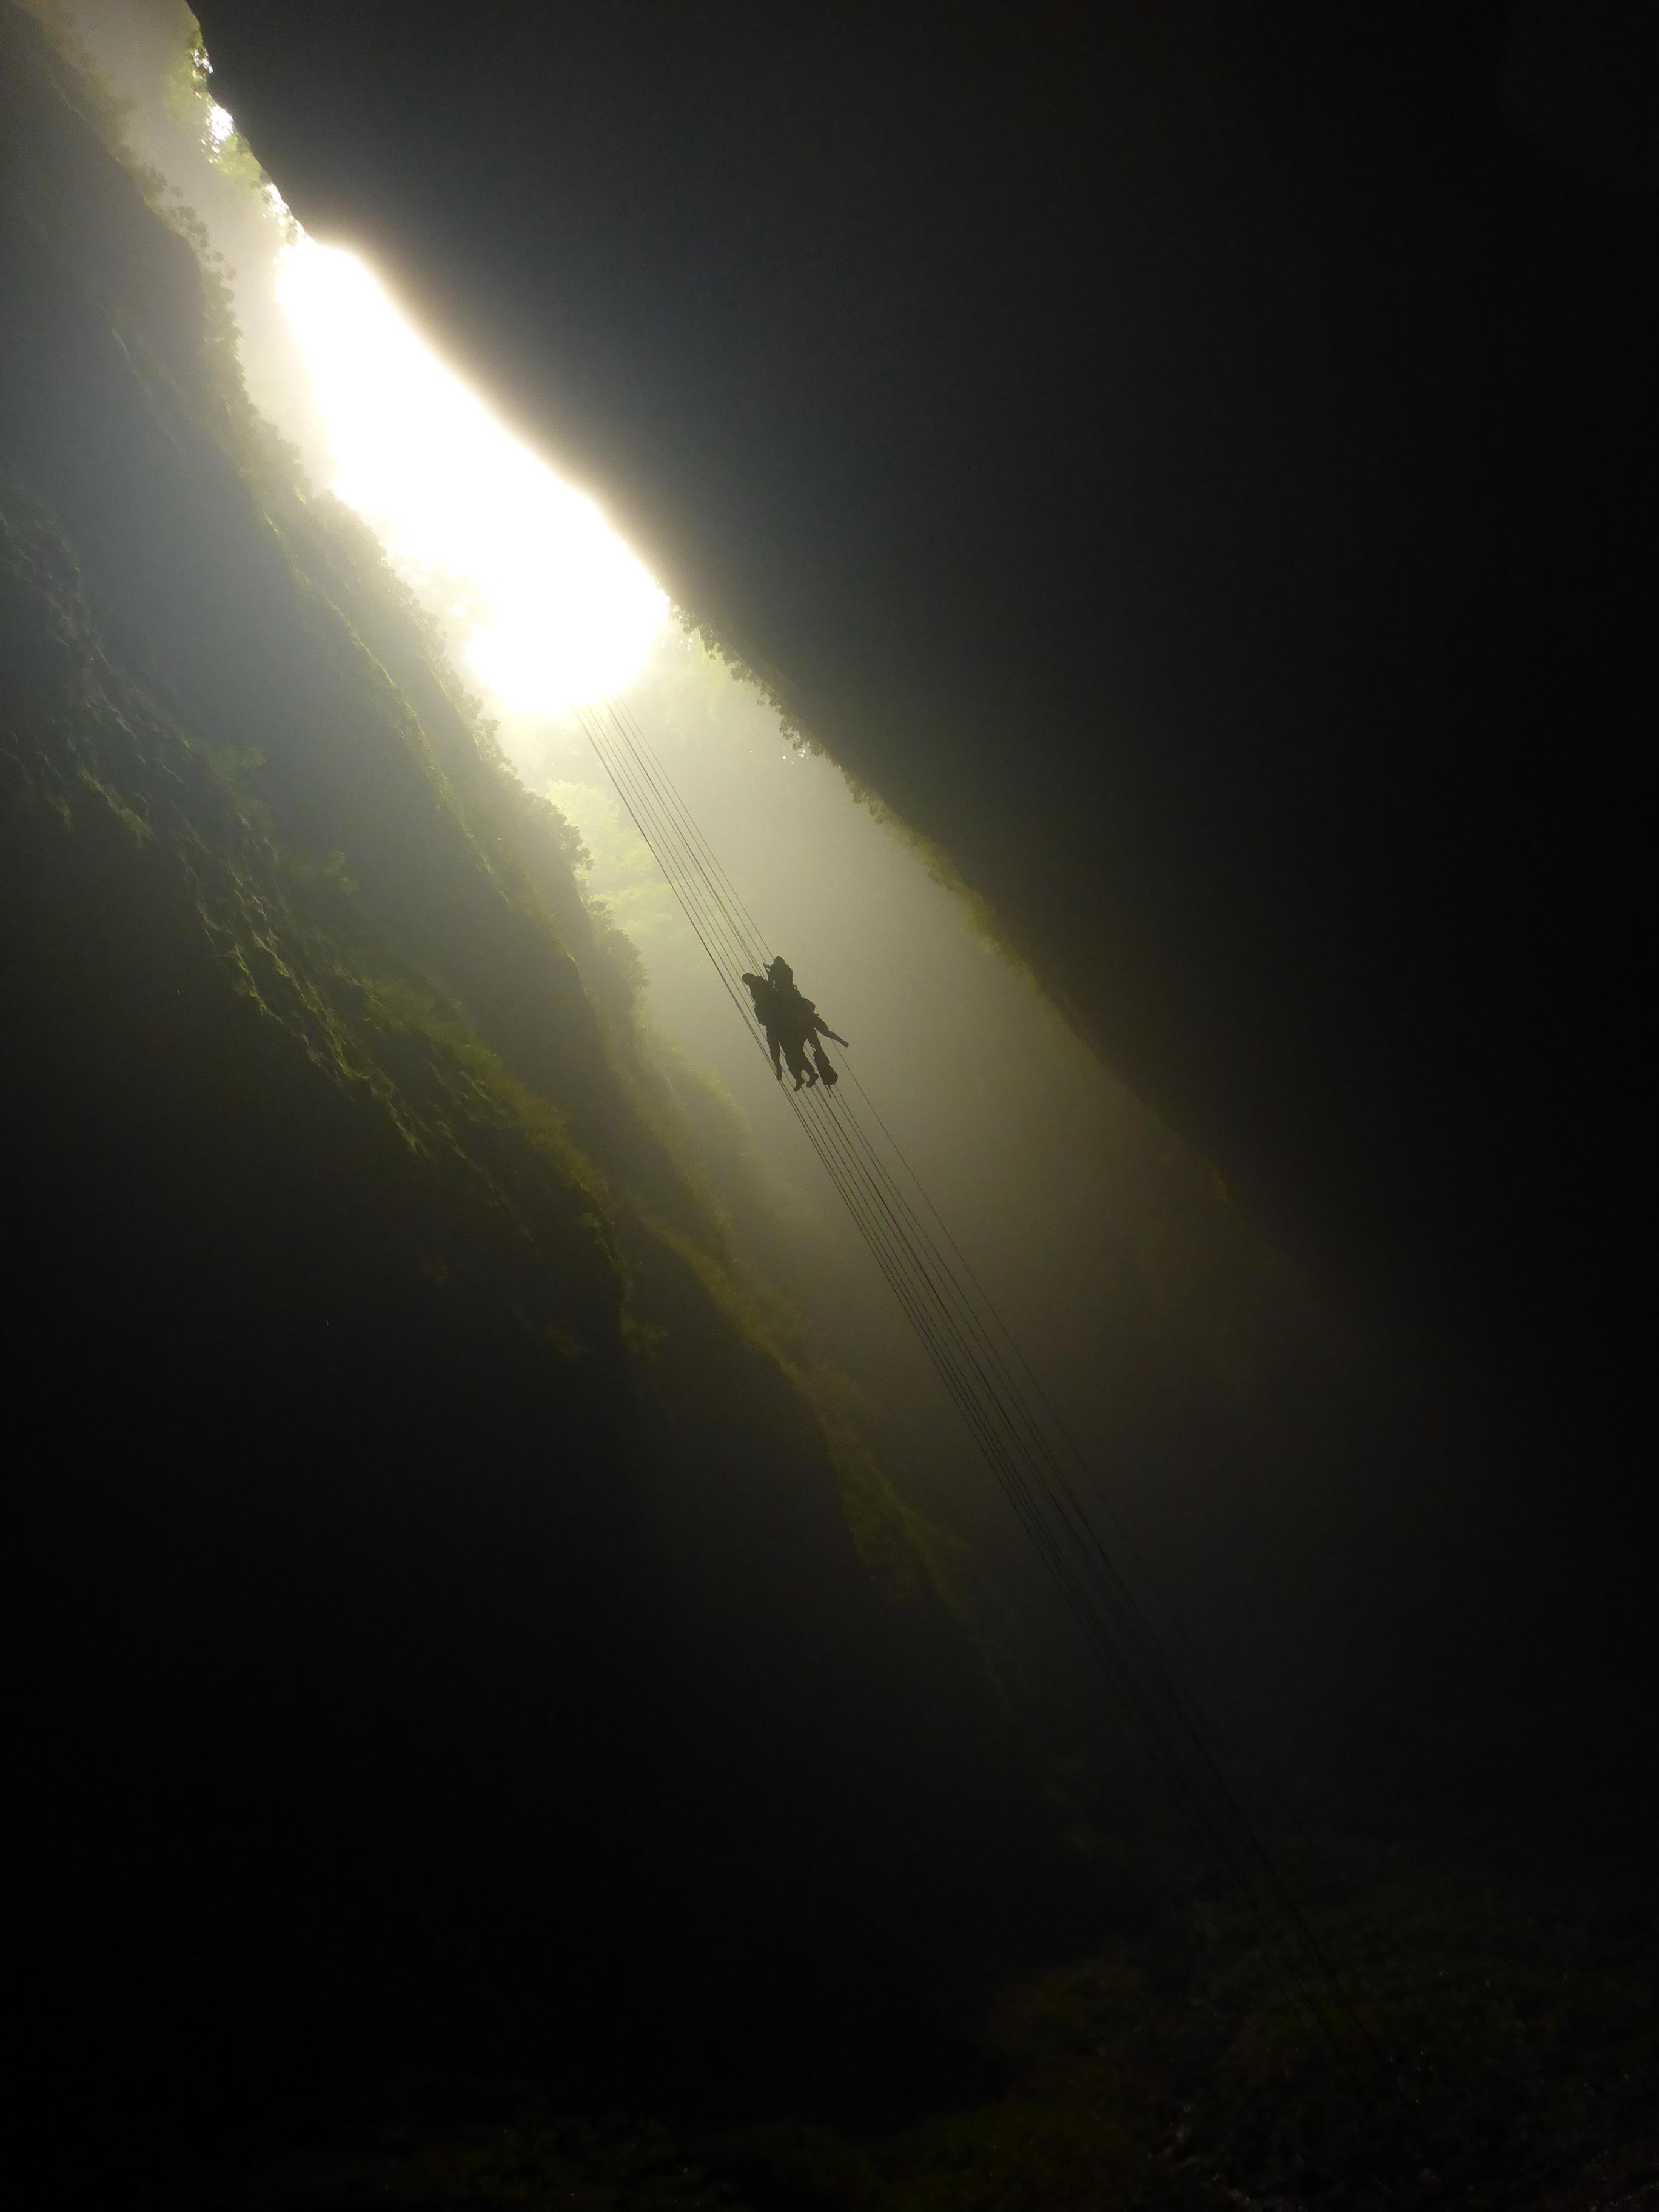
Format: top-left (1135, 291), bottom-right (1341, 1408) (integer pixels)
top-left (275, 239), bottom-right (666, 716)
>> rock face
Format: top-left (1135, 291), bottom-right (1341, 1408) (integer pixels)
top-left (2, 6), bottom-right (1046, 2154)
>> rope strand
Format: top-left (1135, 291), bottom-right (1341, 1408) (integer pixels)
top-left (574, 690), bottom-right (1387, 2097)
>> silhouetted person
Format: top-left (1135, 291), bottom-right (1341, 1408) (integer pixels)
top-left (743, 968), bottom-right (816, 1087)
top-left (763, 956), bottom-right (849, 1089)
top-left (741, 970), bottom-right (788, 1081)
top-left (799, 999), bottom-right (849, 1087)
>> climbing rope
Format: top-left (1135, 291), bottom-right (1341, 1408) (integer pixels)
top-left (573, 689), bottom-right (1387, 2093)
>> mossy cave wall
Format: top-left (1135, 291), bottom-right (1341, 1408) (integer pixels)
top-left (2, 3), bottom-right (1054, 2136)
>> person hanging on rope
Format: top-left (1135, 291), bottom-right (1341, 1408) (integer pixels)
top-left (741, 970), bottom-right (782, 1076)
top-left (763, 956), bottom-right (850, 1090)
top-left (798, 997), bottom-right (849, 1088)
top-left (742, 968), bottom-right (814, 1088)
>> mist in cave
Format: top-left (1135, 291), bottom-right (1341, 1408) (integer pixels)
top-left (12, 5), bottom-right (1654, 2204)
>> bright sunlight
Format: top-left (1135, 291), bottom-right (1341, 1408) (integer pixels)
top-left (275, 239), bottom-right (666, 716)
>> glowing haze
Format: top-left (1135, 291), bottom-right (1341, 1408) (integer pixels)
top-left (275, 238), bottom-right (666, 715)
